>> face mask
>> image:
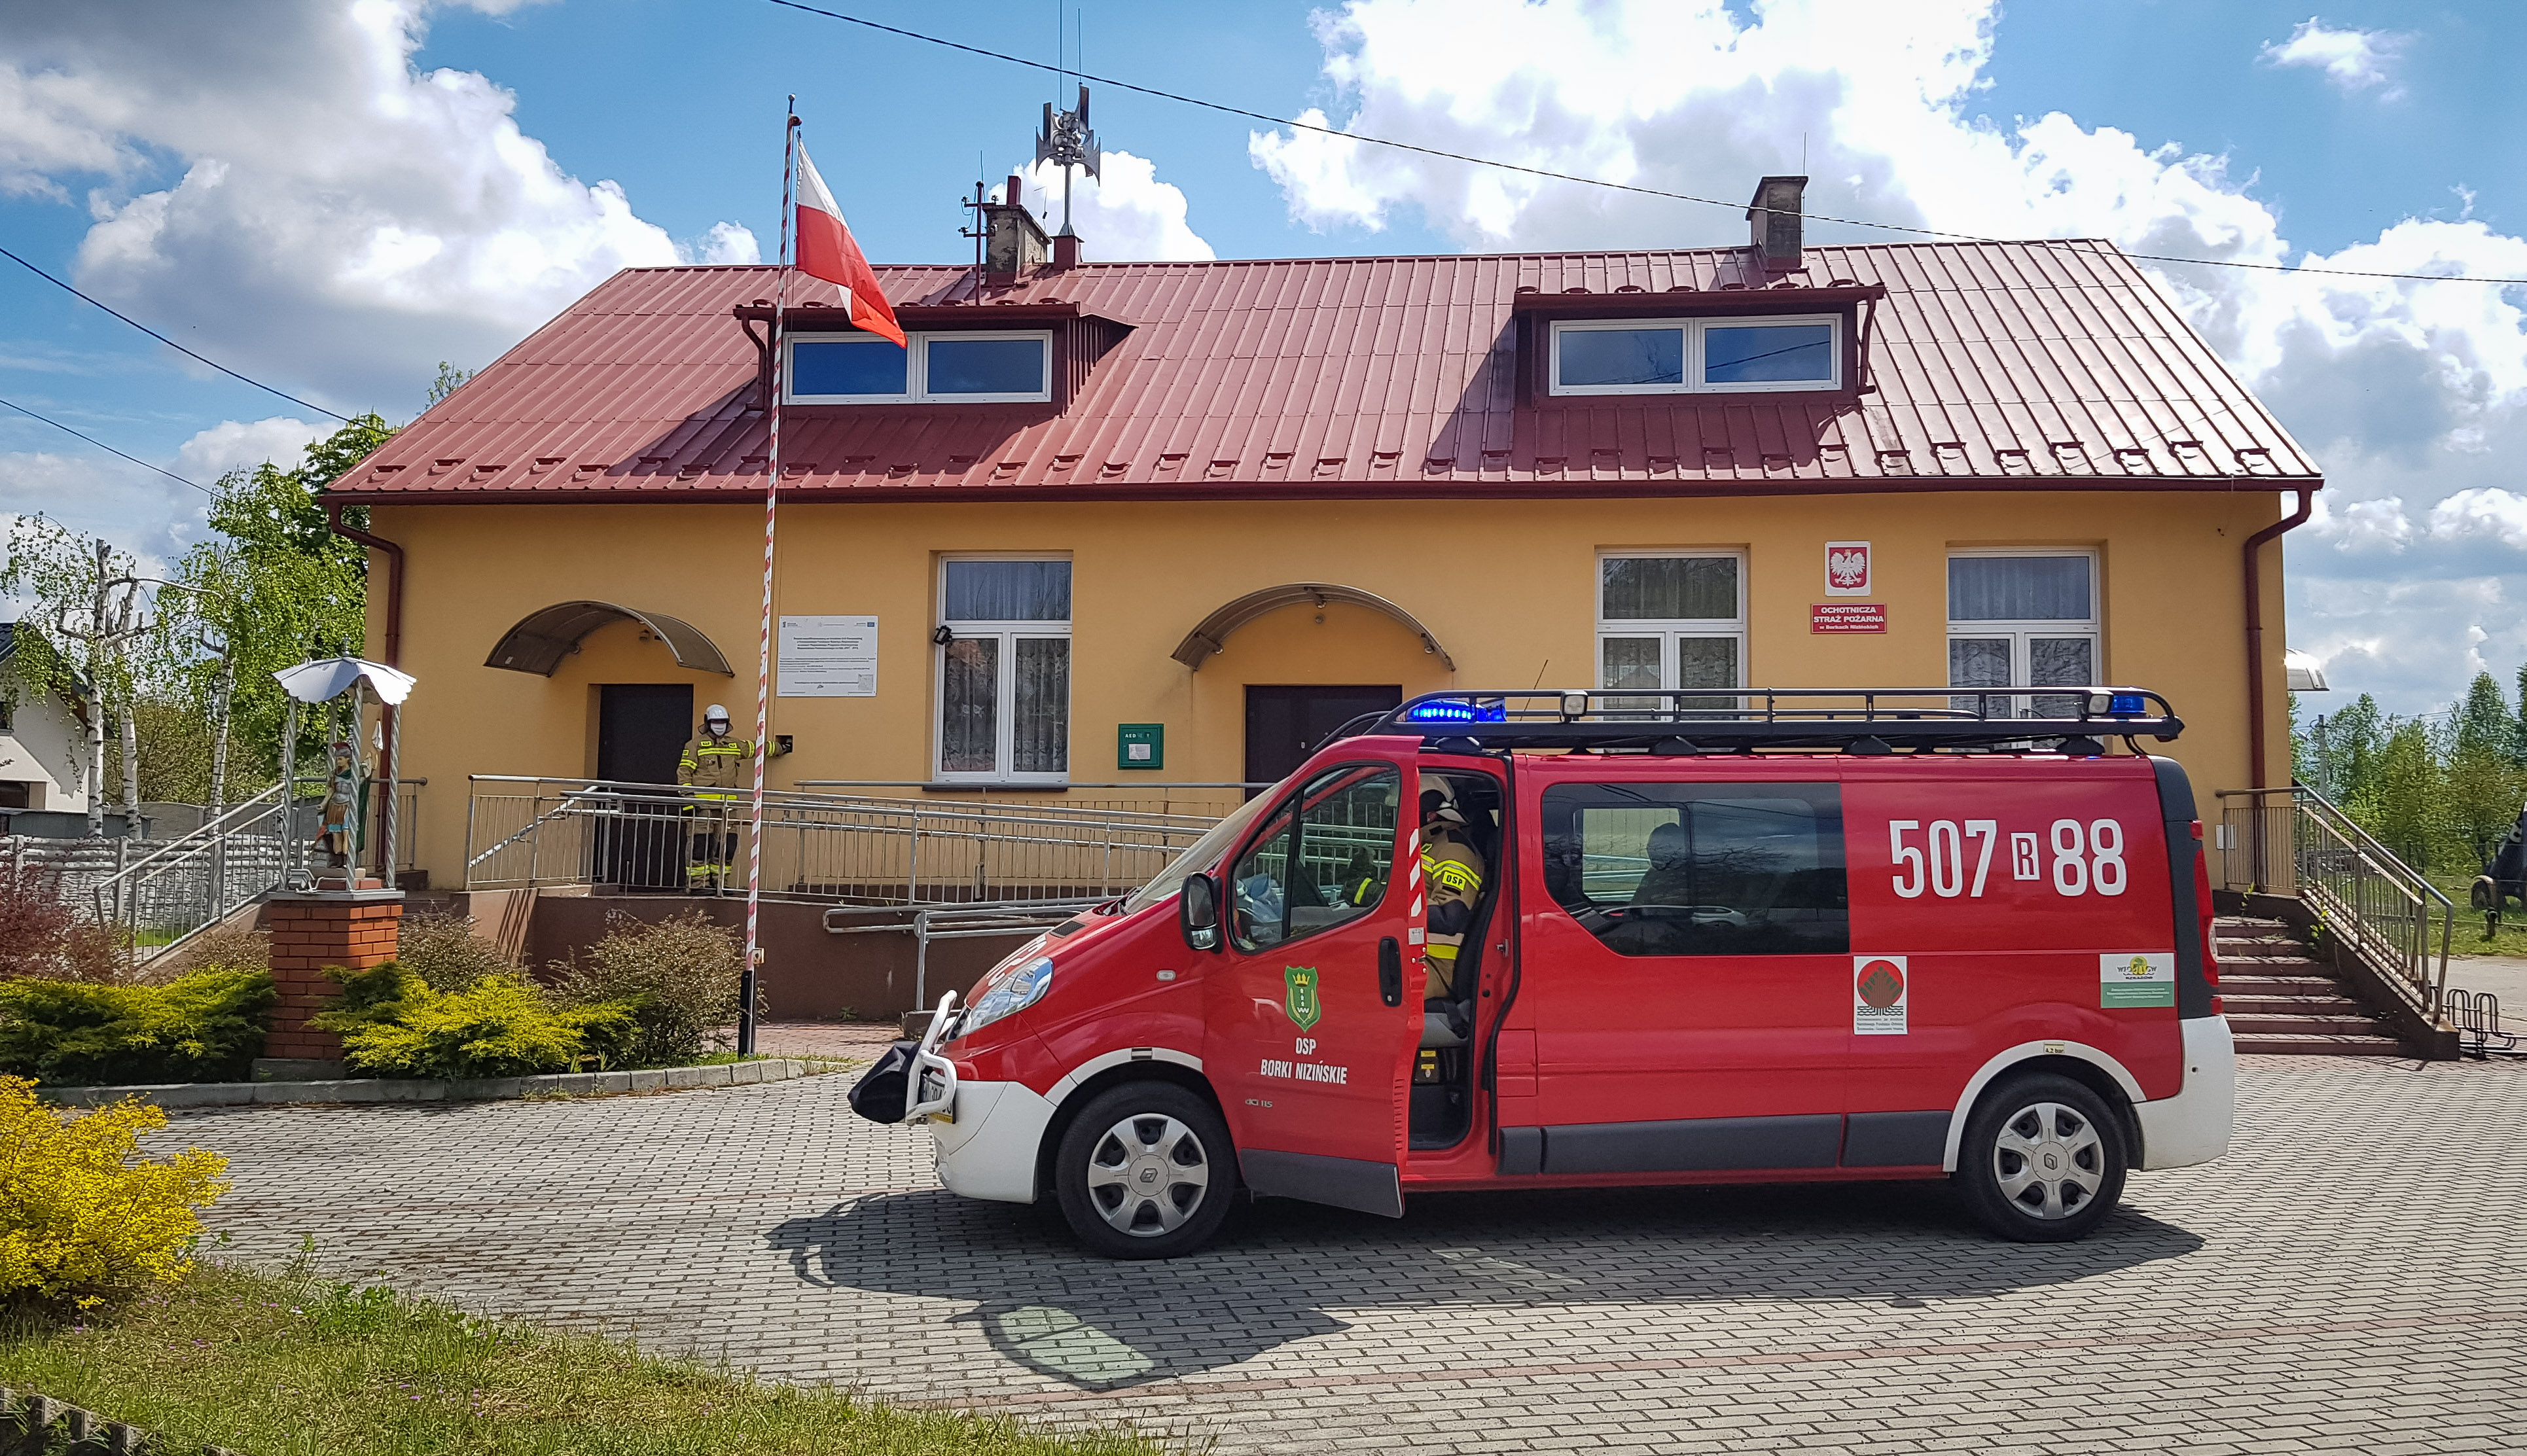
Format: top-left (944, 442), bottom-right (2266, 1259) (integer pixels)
top-left (707, 722), bottom-right (730, 737)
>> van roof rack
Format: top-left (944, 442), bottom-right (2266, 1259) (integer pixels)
top-left (1352, 687), bottom-right (2182, 753)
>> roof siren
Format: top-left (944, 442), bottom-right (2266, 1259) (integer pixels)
top-left (1035, 84), bottom-right (1100, 269)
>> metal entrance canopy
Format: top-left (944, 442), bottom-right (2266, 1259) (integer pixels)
top-left (1172, 582), bottom-right (1456, 671)
top-left (485, 601), bottom-right (733, 676)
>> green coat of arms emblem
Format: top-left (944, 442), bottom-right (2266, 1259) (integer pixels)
top-left (1283, 965), bottom-right (1322, 1030)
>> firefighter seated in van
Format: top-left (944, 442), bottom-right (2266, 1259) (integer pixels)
top-left (1418, 791), bottom-right (1486, 1053)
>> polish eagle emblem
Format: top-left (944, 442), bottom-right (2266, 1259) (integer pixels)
top-left (1827, 546), bottom-right (1869, 590)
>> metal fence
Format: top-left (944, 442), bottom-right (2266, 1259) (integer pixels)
top-left (464, 776), bottom-right (1236, 907)
top-left (2216, 783), bottom-right (2452, 1022)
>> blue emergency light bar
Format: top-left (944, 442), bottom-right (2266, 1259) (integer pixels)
top-left (1403, 698), bottom-right (1509, 724)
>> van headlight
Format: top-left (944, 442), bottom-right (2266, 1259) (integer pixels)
top-left (957, 955), bottom-right (1054, 1039)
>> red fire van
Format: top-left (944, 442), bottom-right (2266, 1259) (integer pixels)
top-left (851, 688), bottom-right (2235, 1259)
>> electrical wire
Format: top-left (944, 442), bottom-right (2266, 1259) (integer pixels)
top-left (760, 0), bottom-right (2527, 289)
top-left (0, 245), bottom-right (355, 423)
top-left (0, 395), bottom-right (213, 496)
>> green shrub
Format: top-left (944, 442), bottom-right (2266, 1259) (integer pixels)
top-left (393, 909), bottom-right (522, 994)
top-left (314, 972), bottom-right (636, 1080)
top-left (0, 970), bottom-right (274, 1086)
top-left (550, 911), bottom-right (744, 1067)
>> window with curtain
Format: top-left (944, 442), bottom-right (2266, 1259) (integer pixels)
top-left (937, 559), bottom-right (1071, 781)
top-left (1598, 553), bottom-right (1746, 711)
top-left (1947, 553), bottom-right (2099, 719)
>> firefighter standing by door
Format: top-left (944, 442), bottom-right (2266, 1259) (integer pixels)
top-left (678, 704), bottom-right (764, 893)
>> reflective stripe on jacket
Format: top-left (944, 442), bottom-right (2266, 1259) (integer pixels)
top-left (677, 733), bottom-right (754, 800)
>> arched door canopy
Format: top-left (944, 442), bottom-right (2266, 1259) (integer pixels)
top-left (1172, 583), bottom-right (1456, 672)
top-left (485, 601), bottom-right (733, 677)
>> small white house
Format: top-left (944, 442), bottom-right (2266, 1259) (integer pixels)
top-left (0, 623), bottom-right (90, 817)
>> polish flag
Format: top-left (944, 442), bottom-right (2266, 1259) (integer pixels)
top-left (794, 142), bottom-right (905, 347)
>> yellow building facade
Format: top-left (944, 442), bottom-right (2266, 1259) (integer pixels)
top-left (370, 488), bottom-right (2289, 891)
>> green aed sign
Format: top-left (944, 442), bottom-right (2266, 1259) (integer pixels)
top-left (1117, 722), bottom-right (1164, 770)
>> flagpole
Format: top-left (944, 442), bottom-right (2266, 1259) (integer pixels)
top-left (742, 97), bottom-right (798, 1057)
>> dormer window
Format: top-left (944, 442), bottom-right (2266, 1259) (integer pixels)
top-left (787, 330), bottom-right (1053, 404)
top-left (1549, 314), bottom-right (1840, 396)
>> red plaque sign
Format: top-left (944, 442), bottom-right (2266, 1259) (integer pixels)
top-left (1812, 603), bottom-right (1888, 633)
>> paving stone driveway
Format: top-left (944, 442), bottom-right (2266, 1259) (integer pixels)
top-left (168, 1056), bottom-right (2527, 1454)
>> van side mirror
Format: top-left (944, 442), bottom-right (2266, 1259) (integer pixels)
top-left (1179, 872), bottom-right (1221, 951)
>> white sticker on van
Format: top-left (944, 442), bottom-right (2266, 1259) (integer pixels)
top-left (1854, 956), bottom-right (1909, 1035)
top-left (2102, 952), bottom-right (2176, 1008)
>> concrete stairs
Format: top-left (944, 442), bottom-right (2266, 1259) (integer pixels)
top-left (2216, 915), bottom-right (2406, 1056)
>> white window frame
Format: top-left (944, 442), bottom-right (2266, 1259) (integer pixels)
top-left (1549, 314), bottom-right (1842, 397)
top-left (1594, 549), bottom-right (1749, 703)
top-left (1945, 548), bottom-right (2102, 718)
top-left (933, 553), bottom-right (1073, 784)
top-left (786, 330), bottom-right (1054, 405)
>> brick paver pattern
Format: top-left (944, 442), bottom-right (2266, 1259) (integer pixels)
top-left (168, 1056), bottom-right (2527, 1453)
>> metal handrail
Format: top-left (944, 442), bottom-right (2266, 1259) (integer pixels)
top-left (88, 782), bottom-right (286, 895)
top-left (463, 775), bottom-right (1230, 904)
top-left (2219, 781), bottom-right (2454, 1023)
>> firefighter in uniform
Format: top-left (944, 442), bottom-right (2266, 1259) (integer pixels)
top-left (677, 704), bottom-right (751, 893)
top-left (1419, 791), bottom-right (1486, 998)
top-left (1415, 785), bottom-right (1487, 1082)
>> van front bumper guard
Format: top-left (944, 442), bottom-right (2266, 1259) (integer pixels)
top-left (902, 991), bottom-right (961, 1124)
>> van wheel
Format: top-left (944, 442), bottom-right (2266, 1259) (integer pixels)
top-left (1954, 1073), bottom-right (2127, 1242)
top-left (1052, 1082), bottom-right (1236, 1260)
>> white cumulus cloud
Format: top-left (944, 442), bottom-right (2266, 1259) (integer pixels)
top-left (1252, 0), bottom-right (2527, 715)
top-left (172, 416), bottom-right (322, 484)
top-left (1007, 151), bottom-right (1215, 262)
top-left (2259, 18), bottom-right (2409, 99)
top-left (0, 0), bottom-right (753, 412)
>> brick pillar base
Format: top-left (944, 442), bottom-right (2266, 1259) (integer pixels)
top-left (264, 891), bottom-right (404, 1061)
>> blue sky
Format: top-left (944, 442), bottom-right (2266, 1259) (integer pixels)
top-left (4, 0), bottom-right (2524, 718)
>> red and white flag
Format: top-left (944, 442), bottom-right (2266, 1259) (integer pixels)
top-left (794, 142), bottom-right (905, 347)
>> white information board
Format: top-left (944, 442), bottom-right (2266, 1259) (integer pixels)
top-left (776, 616), bottom-right (878, 698)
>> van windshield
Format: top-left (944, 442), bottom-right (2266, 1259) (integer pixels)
top-left (1119, 789), bottom-right (1283, 917)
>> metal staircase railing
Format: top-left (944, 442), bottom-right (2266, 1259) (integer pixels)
top-left (87, 783), bottom-right (292, 968)
top-left (2216, 782), bottom-right (2454, 1027)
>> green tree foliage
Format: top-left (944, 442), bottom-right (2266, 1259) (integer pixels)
top-left (162, 414), bottom-right (395, 786)
top-left (426, 361), bottom-right (475, 406)
top-left (2298, 675), bottom-right (2527, 876)
top-left (2454, 673), bottom-right (2517, 760)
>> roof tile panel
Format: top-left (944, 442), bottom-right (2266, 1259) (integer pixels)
top-left (340, 243), bottom-right (2319, 501)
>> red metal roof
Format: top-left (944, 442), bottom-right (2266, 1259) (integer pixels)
top-left (337, 241), bottom-right (2321, 503)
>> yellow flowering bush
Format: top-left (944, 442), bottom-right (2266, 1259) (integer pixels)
top-left (0, 1076), bottom-right (228, 1305)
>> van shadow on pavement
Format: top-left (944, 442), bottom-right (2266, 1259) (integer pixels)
top-left (764, 1179), bottom-right (2204, 1392)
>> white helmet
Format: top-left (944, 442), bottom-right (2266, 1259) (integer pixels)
top-left (704, 703), bottom-right (731, 725)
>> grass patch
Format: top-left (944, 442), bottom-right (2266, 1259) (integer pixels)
top-left (0, 1262), bottom-right (1168, 1456)
top-left (2422, 873), bottom-right (2527, 959)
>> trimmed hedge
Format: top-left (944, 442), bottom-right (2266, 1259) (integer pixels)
top-left (0, 972), bottom-right (274, 1086)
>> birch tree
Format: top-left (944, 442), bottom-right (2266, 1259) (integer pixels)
top-left (0, 519), bottom-right (151, 836)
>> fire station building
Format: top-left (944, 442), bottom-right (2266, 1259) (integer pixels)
top-left (332, 179), bottom-right (2318, 906)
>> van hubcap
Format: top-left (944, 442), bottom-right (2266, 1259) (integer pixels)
top-left (1084, 1114), bottom-right (1211, 1237)
top-left (1992, 1101), bottom-right (2104, 1220)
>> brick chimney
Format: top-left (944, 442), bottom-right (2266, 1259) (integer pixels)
top-left (1747, 175), bottom-right (1808, 272)
top-left (982, 173), bottom-right (1048, 281)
